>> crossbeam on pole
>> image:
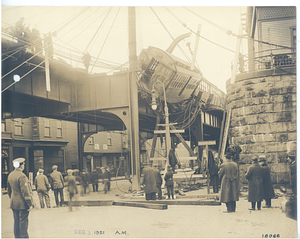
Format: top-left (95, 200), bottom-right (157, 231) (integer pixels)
top-left (154, 130), bottom-right (184, 134)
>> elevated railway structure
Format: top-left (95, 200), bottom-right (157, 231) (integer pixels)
top-left (2, 27), bottom-right (226, 183)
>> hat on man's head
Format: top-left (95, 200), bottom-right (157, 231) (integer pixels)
top-left (67, 169), bottom-right (73, 174)
top-left (252, 156), bottom-right (258, 162)
top-left (38, 168), bottom-right (44, 173)
top-left (52, 165), bottom-right (58, 170)
top-left (258, 155), bottom-right (266, 162)
top-left (13, 158), bottom-right (25, 168)
top-left (288, 151), bottom-right (296, 160)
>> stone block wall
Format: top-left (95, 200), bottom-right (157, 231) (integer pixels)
top-left (226, 73), bottom-right (296, 184)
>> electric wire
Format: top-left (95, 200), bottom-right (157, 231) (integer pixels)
top-left (150, 7), bottom-right (192, 64)
top-left (90, 7), bottom-right (121, 74)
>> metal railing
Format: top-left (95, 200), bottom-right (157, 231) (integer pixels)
top-left (235, 48), bottom-right (296, 74)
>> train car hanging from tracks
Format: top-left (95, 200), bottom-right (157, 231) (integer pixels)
top-left (137, 46), bottom-right (203, 104)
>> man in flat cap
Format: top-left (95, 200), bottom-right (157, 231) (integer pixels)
top-left (49, 165), bottom-right (65, 207)
top-left (259, 155), bottom-right (275, 208)
top-left (7, 157), bottom-right (33, 238)
top-left (34, 168), bottom-right (51, 209)
top-left (218, 153), bottom-right (239, 213)
top-left (245, 156), bottom-right (264, 210)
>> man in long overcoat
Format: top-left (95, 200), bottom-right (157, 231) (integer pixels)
top-left (259, 155), bottom-right (275, 208)
top-left (49, 165), bottom-right (65, 207)
top-left (153, 166), bottom-right (163, 200)
top-left (140, 163), bottom-right (157, 200)
top-left (7, 157), bottom-right (34, 238)
top-left (218, 153), bottom-right (239, 213)
top-left (34, 168), bottom-right (51, 208)
top-left (245, 156), bottom-right (264, 210)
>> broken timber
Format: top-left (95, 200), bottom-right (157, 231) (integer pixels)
top-left (112, 201), bottom-right (168, 210)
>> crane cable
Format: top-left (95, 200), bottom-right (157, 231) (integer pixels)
top-left (150, 7), bottom-right (192, 64)
top-left (90, 7), bottom-right (121, 74)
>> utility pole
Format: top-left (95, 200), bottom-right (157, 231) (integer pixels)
top-left (128, 6), bottom-right (140, 190)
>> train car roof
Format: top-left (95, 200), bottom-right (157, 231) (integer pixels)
top-left (145, 46), bottom-right (201, 73)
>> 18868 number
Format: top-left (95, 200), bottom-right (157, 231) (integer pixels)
top-left (262, 234), bottom-right (280, 238)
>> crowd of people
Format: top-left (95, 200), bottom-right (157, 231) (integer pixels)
top-left (6, 148), bottom-right (297, 238)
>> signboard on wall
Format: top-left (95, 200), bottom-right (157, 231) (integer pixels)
top-left (102, 144), bottom-right (107, 150)
top-left (94, 144), bottom-right (100, 150)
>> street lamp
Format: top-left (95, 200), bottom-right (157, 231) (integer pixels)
top-left (151, 80), bottom-right (171, 170)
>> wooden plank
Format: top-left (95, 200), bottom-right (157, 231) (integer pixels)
top-left (177, 157), bottom-right (197, 161)
top-left (150, 157), bottom-right (167, 161)
top-left (217, 109), bottom-right (226, 163)
top-left (65, 200), bottom-right (113, 207)
top-left (198, 140), bottom-right (216, 146)
top-left (130, 200), bottom-right (221, 206)
top-left (220, 109), bottom-right (232, 159)
top-left (112, 201), bottom-right (168, 210)
top-left (154, 130), bottom-right (184, 134)
top-left (170, 125), bottom-right (196, 157)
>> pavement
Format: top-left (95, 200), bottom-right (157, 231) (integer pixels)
top-left (1, 169), bottom-right (298, 238)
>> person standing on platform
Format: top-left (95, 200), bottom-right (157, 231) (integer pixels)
top-left (140, 163), bottom-right (157, 200)
top-left (245, 156), bottom-right (264, 210)
top-left (65, 169), bottom-right (78, 212)
top-left (164, 165), bottom-right (175, 200)
top-left (34, 168), bottom-right (51, 209)
top-left (49, 165), bottom-right (65, 207)
top-left (153, 165), bottom-right (163, 200)
top-left (259, 155), bottom-right (275, 208)
top-left (7, 157), bottom-right (34, 238)
top-left (218, 153), bottom-right (239, 213)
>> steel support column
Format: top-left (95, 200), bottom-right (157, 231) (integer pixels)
top-left (128, 6), bottom-right (140, 190)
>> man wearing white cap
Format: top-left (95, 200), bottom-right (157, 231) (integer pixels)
top-left (34, 168), bottom-right (51, 208)
top-left (49, 165), bottom-right (65, 207)
top-left (7, 157), bottom-right (33, 238)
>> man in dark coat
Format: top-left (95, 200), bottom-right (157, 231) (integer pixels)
top-left (65, 169), bottom-right (78, 211)
top-left (169, 148), bottom-right (178, 173)
top-left (245, 156), bottom-right (264, 210)
top-left (92, 167), bottom-right (102, 192)
top-left (208, 151), bottom-right (220, 193)
top-left (259, 155), bottom-right (275, 208)
top-left (49, 165), bottom-right (65, 207)
top-left (7, 157), bottom-right (34, 238)
top-left (153, 165), bottom-right (163, 200)
top-left (140, 163), bottom-right (157, 200)
top-left (34, 168), bottom-right (51, 208)
top-left (218, 153), bottom-right (239, 213)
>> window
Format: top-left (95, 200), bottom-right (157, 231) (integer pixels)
top-left (1, 120), bottom-right (6, 132)
top-left (44, 118), bottom-right (50, 137)
top-left (32, 117), bottom-right (38, 136)
top-left (57, 120), bottom-right (62, 138)
top-left (107, 132), bottom-right (112, 146)
top-left (14, 118), bottom-right (23, 135)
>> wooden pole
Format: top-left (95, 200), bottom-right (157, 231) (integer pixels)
top-left (230, 25), bottom-right (243, 84)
